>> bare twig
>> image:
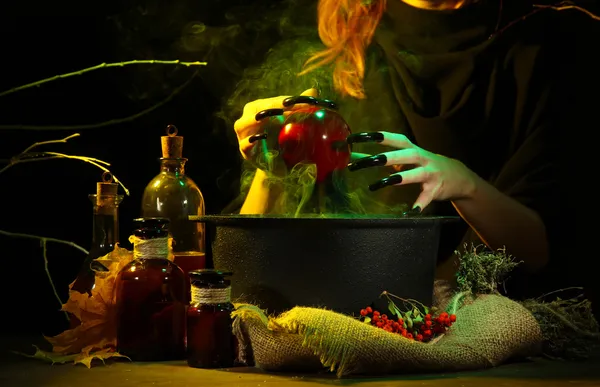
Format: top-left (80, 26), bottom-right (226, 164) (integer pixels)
top-left (0, 60), bottom-right (207, 98)
top-left (0, 70), bottom-right (200, 131)
top-left (0, 230), bottom-right (89, 321)
top-left (533, 2), bottom-right (600, 21)
top-left (21, 133), bottom-right (81, 154)
top-left (0, 230), bottom-right (89, 254)
top-left (0, 133), bottom-right (130, 195)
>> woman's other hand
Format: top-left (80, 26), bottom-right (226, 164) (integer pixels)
top-left (347, 131), bottom-right (480, 211)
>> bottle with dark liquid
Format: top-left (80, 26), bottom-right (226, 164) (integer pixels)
top-left (71, 172), bottom-right (123, 296)
top-left (115, 217), bottom-right (186, 361)
top-left (187, 269), bottom-right (236, 369)
top-left (141, 125), bottom-right (206, 292)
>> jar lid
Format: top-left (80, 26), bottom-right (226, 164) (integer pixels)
top-left (189, 269), bottom-right (233, 280)
top-left (133, 217), bottom-right (170, 239)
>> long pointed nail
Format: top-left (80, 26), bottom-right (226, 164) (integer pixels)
top-left (249, 133), bottom-right (268, 143)
top-left (347, 132), bottom-right (384, 144)
top-left (403, 206), bottom-right (422, 216)
top-left (255, 108), bottom-right (284, 121)
top-left (348, 154), bottom-right (387, 172)
top-left (368, 174), bottom-right (403, 191)
top-left (282, 96), bottom-right (338, 110)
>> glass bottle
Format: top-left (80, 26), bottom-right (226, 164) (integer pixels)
top-left (187, 269), bottom-right (236, 369)
top-left (115, 217), bottom-right (187, 361)
top-left (141, 125), bottom-right (206, 290)
top-left (71, 172), bottom-right (123, 296)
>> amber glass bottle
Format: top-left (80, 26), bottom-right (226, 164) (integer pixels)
top-left (187, 270), bottom-right (236, 369)
top-left (115, 217), bottom-right (186, 361)
top-left (141, 125), bottom-right (206, 295)
top-left (72, 172), bottom-right (123, 296)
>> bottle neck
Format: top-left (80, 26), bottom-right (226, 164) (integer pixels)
top-left (191, 285), bottom-right (231, 305)
top-left (89, 195), bottom-right (123, 257)
top-left (160, 158), bottom-right (187, 175)
top-left (133, 237), bottom-right (170, 260)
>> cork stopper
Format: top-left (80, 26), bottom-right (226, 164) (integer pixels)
top-left (97, 172), bottom-right (118, 196)
top-left (161, 125), bottom-right (184, 158)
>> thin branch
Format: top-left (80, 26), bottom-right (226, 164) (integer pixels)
top-left (533, 2), bottom-right (600, 21)
top-left (22, 133), bottom-right (80, 154)
top-left (0, 135), bottom-right (130, 195)
top-left (0, 230), bottom-right (89, 254)
top-left (41, 240), bottom-right (70, 321)
top-left (0, 70), bottom-right (200, 131)
top-left (0, 230), bottom-right (90, 322)
top-left (536, 287), bottom-right (585, 301)
top-left (0, 60), bottom-right (207, 98)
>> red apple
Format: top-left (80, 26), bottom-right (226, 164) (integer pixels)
top-left (277, 106), bottom-right (351, 183)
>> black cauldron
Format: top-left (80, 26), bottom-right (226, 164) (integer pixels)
top-left (190, 214), bottom-right (457, 315)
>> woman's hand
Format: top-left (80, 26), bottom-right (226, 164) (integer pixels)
top-left (347, 131), bottom-right (481, 211)
top-left (233, 88), bottom-right (319, 160)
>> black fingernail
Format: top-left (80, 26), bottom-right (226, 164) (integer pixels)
top-left (408, 206), bottom-right (422, 214)
top-left (368, 174), bottom-right (403, 191)
top-left (348, 154), bottom-right (387, 172)
top-left (249, 133), bottom-right (268, 143)
top-left (282, 96), bottom-right (338, 110)
top-left (255, 108), bottom-right (284, 121)
top-left (346, 132), bottom-right (384, 144)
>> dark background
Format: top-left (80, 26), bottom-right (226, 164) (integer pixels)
top-left (0, 0), bottom-right (597, 337)
top-left (0, 0), bottom-right (295, 336)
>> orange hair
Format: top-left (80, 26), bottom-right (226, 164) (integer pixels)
top-left (299, 0), bottom-right (387, 99)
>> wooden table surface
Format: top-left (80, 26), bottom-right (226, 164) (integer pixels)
top-left (2, 337), bottom-right (600, 387)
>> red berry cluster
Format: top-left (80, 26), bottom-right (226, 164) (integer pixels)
top-left (359, 307), bottom-right (456, 342)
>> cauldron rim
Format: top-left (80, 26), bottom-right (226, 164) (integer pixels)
top-left (189, 214), bottom-right (459, 228)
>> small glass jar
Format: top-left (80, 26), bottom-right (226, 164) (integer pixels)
top-left (187, 269), bottom-right (236, 369)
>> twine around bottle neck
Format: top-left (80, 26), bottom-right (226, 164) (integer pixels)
top-left (191, 285), bottom-right (231, 305)
top-left (129, 235), bottom-right (172, 260)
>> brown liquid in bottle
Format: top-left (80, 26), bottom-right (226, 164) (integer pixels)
top-left (186, 270), bottom-right (236, 368)
top-left (115, 218), bottom-right (186, 361)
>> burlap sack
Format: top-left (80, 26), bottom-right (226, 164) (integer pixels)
top-left (232, 294), bottom-right (542, 377)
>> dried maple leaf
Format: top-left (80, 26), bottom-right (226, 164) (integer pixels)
top-left (45, 244), bottom-right (133, 359)
top-left (17, 345), bottom-right (129, 368)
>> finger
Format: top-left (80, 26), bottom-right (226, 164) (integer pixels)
top-left (378, 132), bottom-right (415, 149)
top-left (412, 189), bottom-right (434, 212)
top-left (349, 152), bottom-right (371, 162)
top-left (301, 88), bottom-right (319, 97)
top-left (348, 149), bottom-right (424, 172)
top-left (346, 131), bottom-right (415, 147)
top-left (235, 96), bottom-right (290, 133)
top-left (368, 167), bottom-right (427, 191)
top-left (239, 136), bottom-right (256, 157)
top-left (284, 88), bottom-right (324, 112)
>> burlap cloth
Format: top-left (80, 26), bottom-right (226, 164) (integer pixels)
top-left (232, 294), bottom-right (543, 377)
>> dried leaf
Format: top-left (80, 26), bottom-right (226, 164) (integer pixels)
top-left (74, 347), bottom-right (129, 368)
top-left (15, 346), bottom-right (78, 365)
top-left (45, 245), bottom-right (132, 357)
top-left (16, 345), bottom-right (128, 368)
